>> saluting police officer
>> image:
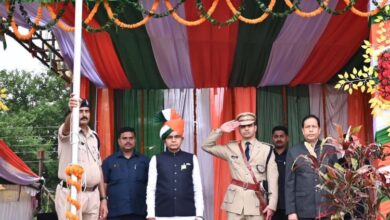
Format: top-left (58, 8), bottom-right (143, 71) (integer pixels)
top-left (55, 94), bottom-right (108, 220)
top-left (202, 112), bottom-right (278, 220)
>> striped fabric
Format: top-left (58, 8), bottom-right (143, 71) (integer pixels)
top-left (0, 1), bottom-right (369, 89)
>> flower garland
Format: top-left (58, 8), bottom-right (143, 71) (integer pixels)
top-left (255, 0), bottom-right (301, 18)
top-left (6, 0), bottom-right (42, 41)
top-left (46, 1), bottom-right (101, 33)
top-left (18, 0), bottom-right (68, 31)
top-left (123, 0), bottom-right (186, 19)
top-left (377, 51), bottom-right (390, 100)
top-left (284, 0), bottom-right (329, 17)
top-left (165, 0), bottom-right (219, 26)
top-left (64, 164), bottom-right (84, 220)
top-left (104, 0), bottom-right (159, 29)
top-left (316, 0), bottom-right (356, 15)
top-left (226, 0), bottom-right (276, 24)
top-left (197, 0), bottom-right (241, 26)
top-left (344, 0), bottom-right (388, 17)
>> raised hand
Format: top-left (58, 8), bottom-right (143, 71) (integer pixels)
top-left (220, 120), bottom-right (240, 133)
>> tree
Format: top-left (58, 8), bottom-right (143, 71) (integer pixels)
top-left (0, 69), bottom-right (70, 190)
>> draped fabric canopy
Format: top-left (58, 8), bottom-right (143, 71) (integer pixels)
top-left (0, 1), bottom-right (369, 89)
top-left (0, 139), bottom-right (40, 185)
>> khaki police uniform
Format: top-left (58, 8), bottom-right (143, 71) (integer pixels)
top-left (202, 129), bottom-right (278, 220)
top-left (55, 124), bottom-right (102, 220)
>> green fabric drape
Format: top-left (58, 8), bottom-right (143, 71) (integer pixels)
top-left (123, 89), bottom-right (142, 152)
top-left (114, 90), bottom-right (124, 151)
top-left (121, 89), bottom-right (164, 156)
top-left (256, 87), bottom-right (284, 144)
top-left (143, 90), bottom-right (164, 157)
top-left (287, 86), bottom-right (310, 146)
top-left (228, 0), bottom-right (289, 87)
top-left (93, 3), bottom-right (166, 89)
top-left (375, 126), bottom-right (390, 144)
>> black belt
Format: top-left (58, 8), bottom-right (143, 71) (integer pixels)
top-left (61, 181), bottom-right (98, 192)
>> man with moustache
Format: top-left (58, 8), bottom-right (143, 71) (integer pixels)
top-left (55, 95), bottom-right (108, 220)
top-left (102, 127), bottom-right (149, 220)
top-left (202, 112), bottom-right (278, 220)
top-left (285, 115), bottom-right (338, 220)
top-left (271, 126), bottom-right (289, 220)
top-left (146, 109), bottom-right (204, 220)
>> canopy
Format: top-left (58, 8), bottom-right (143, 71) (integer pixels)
top-left (0, 0), bottom-right (369, 89)
top-left (0, 139), bottom-right (40, 186)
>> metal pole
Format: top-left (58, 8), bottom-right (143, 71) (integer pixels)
top-left (70, 0), bottom-right (83, 216)
top-left (37, 150), bottom-right (44, 177)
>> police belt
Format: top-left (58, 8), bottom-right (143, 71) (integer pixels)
top-left (61, 181), bottom-right (98, 192)
top-left (231, 179), bottom-right (260, 191)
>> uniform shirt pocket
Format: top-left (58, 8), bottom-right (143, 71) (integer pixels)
top-left (109, 162), bottom-right (125, 182)
top-left (223, 187), bottom-right (237, 204)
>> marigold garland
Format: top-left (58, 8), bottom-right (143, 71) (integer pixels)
top-left (6, 0), bottom-right (42, 41)
top-left (285, 0), bottom-right (329, 17)
top-left (226, 0), bottom-right (276, 24)
top-left (104, 0), bottom-right (158, 29)
top-left (165, 0), bottom-right (219, 26)
top-left (344, 0), bottom-right (388, 17)
top-left (46, 1), bottom-right (100, 32)
top-left (64, 164), bottom-right (84, 220)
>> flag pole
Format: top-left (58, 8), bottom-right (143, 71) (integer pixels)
top-left (70, 0), bottom-right (83, 216)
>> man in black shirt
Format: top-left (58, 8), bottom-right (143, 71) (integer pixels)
top-left (271, 126), bottom-right (289, 220)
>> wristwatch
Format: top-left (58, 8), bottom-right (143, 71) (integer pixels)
top-left (100, 196), bottom-right (108, 201)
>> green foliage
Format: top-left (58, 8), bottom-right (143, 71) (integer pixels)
top-left (0, 69), bottom-right (69, 192)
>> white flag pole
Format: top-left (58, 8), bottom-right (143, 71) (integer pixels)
top-left (70, 0), bottom-right (83, 216)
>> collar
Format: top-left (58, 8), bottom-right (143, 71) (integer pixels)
top-left (116, 150), bottom-right (138, 159)
top-left (274, 148), bottom-right (287, 156)
top-left (164, 149), bottom-right (182, 156)
top-left (78, 126), bottom-right (94, 138)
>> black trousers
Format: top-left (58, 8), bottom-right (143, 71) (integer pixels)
top-left (108, 214), bottom-right (146, 220)
top-left (272, 209), bottom-right (288, 220)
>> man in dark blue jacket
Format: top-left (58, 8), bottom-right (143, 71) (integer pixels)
top-left (102, 127), bottom-right (149, 220)
top-left (285, 115), bottom-right (338, 220)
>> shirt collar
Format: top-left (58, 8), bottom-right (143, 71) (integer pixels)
top-left (116, 150), bottom-right (139, 159)
top-left (78, 126), bottom-right (94, 138)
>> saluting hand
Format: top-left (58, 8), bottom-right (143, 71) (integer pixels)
top-left (220, 120), bottom-right (240, 133)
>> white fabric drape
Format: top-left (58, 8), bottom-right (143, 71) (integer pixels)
top-left (0, 185), bottom-right (35, 220)
top-left (196, 89), bottom-right (214, 220)
top-left (309, 84), bottom-right (348, 139)
top-left (163, 89), bottom-right (195, 153)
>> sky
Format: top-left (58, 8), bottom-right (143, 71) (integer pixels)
top-left (0, 35), bottom-right (48, 73)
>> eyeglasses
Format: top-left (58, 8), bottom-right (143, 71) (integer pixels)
top-left (165, 135), bottom-right (183, 140)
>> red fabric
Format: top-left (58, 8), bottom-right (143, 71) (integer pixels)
top-left (347, 92), bottom-right (373, 145)
top-left (0, 139), bottom-right (38, 177)
top-left (96, 88), bottom-right (115, 160)
top-left (290, 0), bottom-right (369, 86)
top-left (56, 3), bottom-right (132, 89)
top-left (80, 76), bottom-right (90, 99)
top-left (185, 0), bottom-right (239, 88)
top-left (209, 87), bottom-right (256, 220)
